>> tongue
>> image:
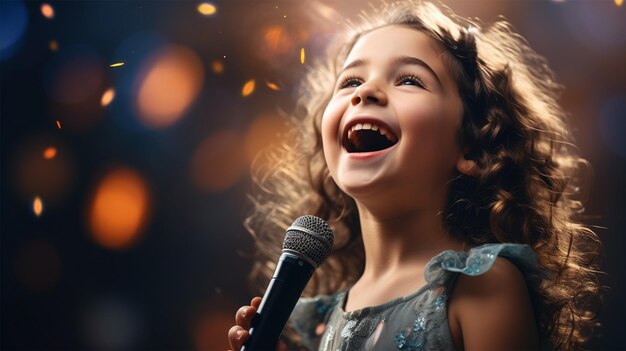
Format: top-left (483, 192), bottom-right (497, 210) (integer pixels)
top-left (348, 129), bottom-right (395, 153)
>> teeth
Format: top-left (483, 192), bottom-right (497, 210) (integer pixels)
top-left (347, 122), bottom-right (397, 142)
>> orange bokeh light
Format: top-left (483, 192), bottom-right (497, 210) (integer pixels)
top-left (211, 60), bottom-right (224, 74)
top-left (43, 147), bottom-right (57, 159)
top-left (49, 40), bottom-right (59, 52)
top-left (13, 135), bottom-right (73, 204)
top-left (262, 25), bottom-right (294, 56)
top-left (265, 81), bottom-right (281, 91)
top-left (88, 168), bottom-right (150, 250)
top-left (241, 79), bottom-right (255, 97)
top-left (192, 296), bottom-right (235, 351)
top-left (33, 196), bottom-right (43, 217)
top-left (41, 3), bottom-right (55, 19)
top-left (244, 114), bottom-right (290, 172)
top-left (100, 88), bottom-right (115, 107)
top-left (190, 130), bottom-right (245, 192)
top-left (136, 45), bottom-right (204, 129)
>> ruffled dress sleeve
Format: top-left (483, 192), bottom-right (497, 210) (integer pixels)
top-left (425, 243), bottom-right (544, 286)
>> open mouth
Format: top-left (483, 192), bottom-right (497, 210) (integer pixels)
top-left (342, 121), bottom-right (398, 153)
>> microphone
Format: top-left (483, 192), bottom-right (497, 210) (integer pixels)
top-left (241, 215), bottom-right (334, 351)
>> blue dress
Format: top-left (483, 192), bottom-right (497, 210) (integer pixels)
top-left (288, 244), bottom-right (541, 351)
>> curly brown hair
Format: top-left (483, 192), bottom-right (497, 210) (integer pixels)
top-left (245, 1), bottom-right (601, 349)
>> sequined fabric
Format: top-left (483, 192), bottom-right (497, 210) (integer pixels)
top-left (288, 243), bottom-right (539, 351)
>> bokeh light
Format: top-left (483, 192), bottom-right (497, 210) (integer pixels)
top-left (14, 239), bottom-right (61, 292)
top-left (192, 297), bottom-right (235, 351)
top-left (44, 46), bottom-right (106, 131)
top-left (43, 146), bottom-right (58, 159)
top-left (100, 88), bottom-right (115, 107)
top-left (210, 59), bottom-right (224, 74)
top-left (87, 168), bottom-right (151, 250)
top-left (109, 31), bottom-right (169, 131)
top-left (40, 3), bottom-right (55, 19)
top-left (136, 45), bottom-right (204, 129)
top-left (190, 130), bottom-right (246, 192)
top-left (241, 79), bottom-right (255, 97)
top-left (0, 0), bottom-right (28, 60)
top-left (33, 196), bottom-right (43, 217)
top-left (261, 25), bottom-right (294, 56)
top-left (300, 47), bottom-right (305, 64)
top-left (244, 113), bottom-right (291, 172)
top-left (49, 40), bottom-right (59, 52)
top-left (265, 81), bottom-right (281, 91)
top-left (44, 46), bottom-right (104, 105)
top-left (197, 2), bottom-right (217, 16)
top-left (13, 135), bottom-right (74, 204)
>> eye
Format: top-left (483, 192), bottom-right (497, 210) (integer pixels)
top-left (396, 73), bottom-right (427, 89)
top-left (337, 75), bottom-right (362, 89)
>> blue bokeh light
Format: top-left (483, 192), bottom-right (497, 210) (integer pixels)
top-left (0, 0), bottom-right (29, 61)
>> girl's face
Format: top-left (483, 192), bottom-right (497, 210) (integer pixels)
top-left (321, 25), bottom-right (465, 214)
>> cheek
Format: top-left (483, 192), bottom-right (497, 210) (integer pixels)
top-left (320, 100), bottom-right (341, 171)
top-left (400, 102), bottom-right (462, 161)
top-left (320, 98), bottom-right (344, 150)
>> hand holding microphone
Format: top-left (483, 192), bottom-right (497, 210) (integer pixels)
top-left (227, 215), bottom-right (334, 351)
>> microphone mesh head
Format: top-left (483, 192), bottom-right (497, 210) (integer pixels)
top-left (283, 215), bottom-right (334, 267)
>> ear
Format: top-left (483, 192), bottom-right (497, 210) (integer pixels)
top-left (456, 155), bottom-right (480, 177)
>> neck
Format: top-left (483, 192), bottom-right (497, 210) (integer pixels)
top-left (356, 203), bottom-right (466, 280)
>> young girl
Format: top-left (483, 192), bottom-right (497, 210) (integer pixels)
top-left (228, 1), bottom-right (601, 350)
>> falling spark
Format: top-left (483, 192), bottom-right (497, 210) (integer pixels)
top-left (41, 3), bottom-right (55, 19)
top-left (33, 196), bottom-right (43, 217)
top-left (109, 62), bottom-right (125, 68)
top-left (300, 48), bottom-right (305, 64)
top-left (266, 82), bottom-right (281, 91)
top-left (100, 88), bottom-right (115, 106)
top-left (197, 2), bottom-right (217, 16)
top-left (616, 0), bottom-right (623, 6)
top-left (242, 80), bottom-right (255, 97)
top-left (211, 60), bottom-right (224, 74)
top-left (56, 120), bottom-right (62, 129)
top-left (49, 40), bottom-right (59, 52)
top-left (43, 147), bottom-right (57, 159)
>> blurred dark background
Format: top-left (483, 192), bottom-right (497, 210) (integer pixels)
top-left (1, 0), bottom-right (624, 350)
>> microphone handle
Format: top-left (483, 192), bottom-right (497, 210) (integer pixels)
top-left (241, 252), bottom-right (314, 351)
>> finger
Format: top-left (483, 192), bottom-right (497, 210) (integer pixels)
top-left (235, 305), bottom-right (257, 329)
top-left (250, 296), bottom-right (262, 309)
top-left (227, 325), bottom-right (249, 351)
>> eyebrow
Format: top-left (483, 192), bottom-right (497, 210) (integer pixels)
top-left (340, 55), bottom-right (442, 86)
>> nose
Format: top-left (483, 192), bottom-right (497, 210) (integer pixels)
top-left (350, 81), bottom-right (388, 106)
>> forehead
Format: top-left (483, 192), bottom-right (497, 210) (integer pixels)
top-left (344, 25), bottom-right (451, 77)
top-left (344, 25), bottom-right (456, 91)
top-left (348, 25), bottom-right (441, 56)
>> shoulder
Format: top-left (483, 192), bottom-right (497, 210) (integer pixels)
top-left (451, 256), bottom-right (529, 299)
top-left (448, 257), bottom-right (540, 350)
